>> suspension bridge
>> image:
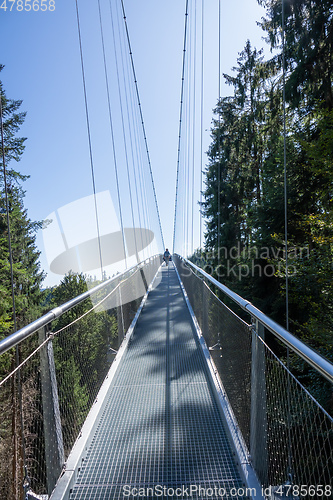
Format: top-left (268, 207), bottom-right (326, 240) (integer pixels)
top-left (0, 1), bottom-right (333, 499)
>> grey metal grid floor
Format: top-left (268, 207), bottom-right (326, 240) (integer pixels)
top-left (69, 266), bottom-right (247, 499)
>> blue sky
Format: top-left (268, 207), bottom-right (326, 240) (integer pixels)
top-left (0, 0), bottom-right (270, 286)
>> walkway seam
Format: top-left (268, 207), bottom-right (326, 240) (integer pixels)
top-left (173, 261), bottom-right (264, 499)
top-left (49, 263), bottom-right (163, 500)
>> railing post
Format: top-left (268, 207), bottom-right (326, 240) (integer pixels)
top-left (250, 319), bottom-right (268, 486)
top-left (202, 280), bottom-right (208, 338)
top-left (117, 285), bottom-right (125, 347)
top-left (39, 327), bottom-right (64, 495)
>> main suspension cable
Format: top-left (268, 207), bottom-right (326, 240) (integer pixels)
top-left (191, 0), bottom-right (198, 255)
top-left (109, 0), bottom-right (138, 261)
top-left (199, 0), bottom-right (205, 251)
top-left (0, 86), bottom-right (28, 496)
top-left (97, 0), bottom-right (128, 269)
top-left (0, 87), bottom-right (17, 335)
top-left (120, 0), bottom-right (165, 251)
top-left (282, 0), bottom-right (292, 485)
top-left (74, 0), bottom-right (104, 279)
top-left (173, 0), bottom-right (189, 254)
top-left (116, 0), bottom-right (143, 260)
top-left (282, 0), bottom-right (289, 332)
top-left (217, 0), bottom-right (221, 257)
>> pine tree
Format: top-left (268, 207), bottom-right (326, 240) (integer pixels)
top-left (50, 272), bottom-right (117, 452)
top-left (0, 66), bottom-right (44, 338)
top-left (201, 1), bottom-right (333, 412)
top-left (258, 0), bottom-right (333, 111)
top-left (0, 67), bottom-right (45, 499)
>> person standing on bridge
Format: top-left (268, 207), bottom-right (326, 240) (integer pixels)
top-left (163, 248), bottom-right (171, 266)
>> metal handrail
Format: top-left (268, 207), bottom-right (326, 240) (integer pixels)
top-left (0, 255), bottom-right (161, 356)
top-left (177, 255), bottom-right (333, 384)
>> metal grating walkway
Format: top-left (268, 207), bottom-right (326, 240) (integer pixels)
top-left (68, 266), bottom-right (246, 499)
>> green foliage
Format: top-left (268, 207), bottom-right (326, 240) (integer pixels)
top-left (0, 67), bottom-right (46, 497)
top-left (202, 1), bottom-right (333, 412)
top-left (0, 187), bottom-right (45, 331)
top-left (0, 67), bottom-right (44, 340)
top-left (0, 65), bottom-right (28, 183)
top-left (258, 0), bottom-right (333, 110)
top-left (51, 272), bottom-right (118, 448)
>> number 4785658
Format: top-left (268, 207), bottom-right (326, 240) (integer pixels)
top-left (0, 0), bottom-right (55, 11)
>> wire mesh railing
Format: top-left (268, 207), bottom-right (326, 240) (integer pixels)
top-left (174, 255), bottom-right (333, 499)
top-left (0, 255), bottom-right (162, 500)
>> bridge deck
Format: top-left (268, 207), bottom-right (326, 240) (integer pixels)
top-left (68, 265), bottom-right (246, 499)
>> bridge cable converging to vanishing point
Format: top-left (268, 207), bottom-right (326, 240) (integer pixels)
top-left (190, 0), bottom-right (197, 255)
top-left (173, 0), bottom-right (189, 255)
top-left (282, 0), bottom-right (293, 485)
top-left (74, 0), bottom-right (164, 273)
top-left (74, 0), bottom-right (104, 279)
top-left (120, 0), bottom-right (165, 251)
top-left (173, 0), bottom-right (207, 257)
top-left (0, 87), bottom-right (29, 497)
top-left (97, 0), bottom-right (128, 270)
top-left (1, 3), bottom-right (333, 500)
top-left (109, 0), bottom-right (139, 261)
top-left (112, 0), bottom-right (150, 261)
top-left (217, 0), bottom-right (221, 260)
top-left (199, 0), bottom-right (205, 251)
top-left (115, 0), bottom-right (145, 259)
top-left (282, 0), bottom-right (289, 334)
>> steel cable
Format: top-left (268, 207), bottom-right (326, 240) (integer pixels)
top-left (74, 0), bottom-right (104, 279)
top-left (109, 0), bottom-right (139, 262)
top-left (173, 0), bottom-right (189, 254)
top-left (97, 0), bottom-right (128, 270)
top-left (0, 83), bottom-right (28, 499)
top-left (120, 0), bottom-right (165, 251)
top-left (199, 0), bottom-right (205, 251)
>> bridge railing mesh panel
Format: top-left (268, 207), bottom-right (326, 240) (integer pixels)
top-left (174, 255), bottom-right (252, 447)
top-left (254, 339), bottom-right (333, 493)
top-left (174, 255), bottom-right (333, 497)
top-left (0, 255), bottom-right (162, 498)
